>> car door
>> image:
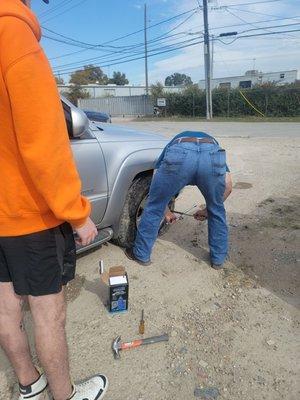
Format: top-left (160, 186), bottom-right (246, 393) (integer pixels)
top-left (71, 136), bottom-right (108, 225)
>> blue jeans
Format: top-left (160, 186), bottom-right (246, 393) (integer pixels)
top-left (133, 142), bottom-right (228, 265)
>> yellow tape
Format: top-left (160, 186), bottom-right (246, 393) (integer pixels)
top-left (239, 90), bottom-right (265, 117)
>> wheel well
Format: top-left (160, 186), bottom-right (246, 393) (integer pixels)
top-left (132, 169), bottom-right (154, 183)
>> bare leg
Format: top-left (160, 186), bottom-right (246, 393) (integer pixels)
top-left (224, 172), bottom-right (233, 201)
top-left (28, 290), bottom-right (73, 400)
top-left (0, 282), bottom-right (39, 385)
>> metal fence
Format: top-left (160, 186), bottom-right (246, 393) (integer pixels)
top-left (78, 95), bottom-right (153, 116)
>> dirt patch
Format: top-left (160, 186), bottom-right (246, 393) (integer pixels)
top-left (258, 199), bottom-right (300, 230)
top-left (187, 195), bottom-right (300, 307)
top-left (233, 182), bottom-right (253, 189)
top-left (230, 196), bottom-right (300, 305)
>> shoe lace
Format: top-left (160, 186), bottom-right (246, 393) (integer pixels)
top-left (77, 380), bottom-right (90, 388)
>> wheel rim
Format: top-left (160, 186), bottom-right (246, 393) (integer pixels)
top-left (135, 195), bottom-right (175, 228)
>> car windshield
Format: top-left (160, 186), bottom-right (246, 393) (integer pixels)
top-left (84, 111), bottom-right (108, 119)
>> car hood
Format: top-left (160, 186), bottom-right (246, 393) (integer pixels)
top-left (91, 122), bottom-right (168, 143)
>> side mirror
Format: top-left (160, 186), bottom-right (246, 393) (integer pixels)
top-left (61, 96), bottom-right (89, 138)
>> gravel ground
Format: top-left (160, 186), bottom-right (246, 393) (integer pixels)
top-left (111, 118), bottom-right (300, 138)
top-left (0, 121), bottom-right (299, 400)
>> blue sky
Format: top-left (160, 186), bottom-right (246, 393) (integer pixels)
top-left (32, 0), bottom-right (300, 84)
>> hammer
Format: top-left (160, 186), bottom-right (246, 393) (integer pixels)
top-left (112, 333), bottom-right (169, 359)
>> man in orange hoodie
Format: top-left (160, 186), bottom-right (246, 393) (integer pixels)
top-left (0, 1), bottom-right (108, 399)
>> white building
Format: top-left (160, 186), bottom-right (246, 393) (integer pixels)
top-left (58, 84), bottom-right (182, 98)
top-left (198, 69), bottom-right (298, 90)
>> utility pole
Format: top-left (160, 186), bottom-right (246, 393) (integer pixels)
top-left (144, 3), bottom-right (149, 96)
top-left (210, 34), bottom-right (214, 117)
top-left (202, 0), bottom-right (212, 119)
top-left (210, 35), bottom-right (214, 79)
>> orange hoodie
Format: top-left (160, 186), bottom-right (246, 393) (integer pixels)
top-left (0, 0), bottom-right (90, 236)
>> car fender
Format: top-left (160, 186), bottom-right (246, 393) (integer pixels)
top-left (99, 148), bottom-right (161, 231)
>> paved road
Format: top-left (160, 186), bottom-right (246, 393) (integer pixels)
top-left (111, 119), bottom-right (300, 139)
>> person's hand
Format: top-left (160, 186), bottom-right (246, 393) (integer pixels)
top-left (193, 208), bottom-right (208, 221)
top-left (74, 217), bottom-right (98, 246)
top-left (165, 210), bottom-right (177, 224)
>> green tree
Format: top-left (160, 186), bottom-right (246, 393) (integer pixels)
top-left (70, 65), bottom-right (109, 85)
top-left (150, 82), bottom-right (165, 100)
top-left (182, 83), bottom-right (202, 96)
top-left (62, 84), bottom-right (90, 106)
top-left (55, 76), bottom-right (64, 85)
top-left (109, 71), bottom-right (129, 85)
top-left (165, 73), bottom-right (193, 86)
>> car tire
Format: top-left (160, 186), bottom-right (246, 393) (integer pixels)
top-left (114, 174), bottom-right (174, 248)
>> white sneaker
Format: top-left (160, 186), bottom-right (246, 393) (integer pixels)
top-left (69, 375), bottom-right (108, 400)
top-left (19, 373), bottom-right (48, 399)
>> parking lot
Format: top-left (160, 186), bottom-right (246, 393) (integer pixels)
top-left (1, 120), bottom-right (299, 400)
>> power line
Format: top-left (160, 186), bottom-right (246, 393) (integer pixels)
top-left (46, 31), bottom-right (197, 68)
top-left (43, 8), bottom-right (199, 53)
top-left (46, 26), bottom-right (200, 68)
top-left (45, 18), bottom-right (198, 61)
top-left (42, 26), bottom-right (101, 47)
top-left (144, 10), bottom-right (199, 43)
top-left (41, 0), bottom-right (89, 23)
top-left (229, 6), bottom-right (299, 21)
top-left (216, 27), bottom-right (300, 44)
top-left (44, 13), bottom-right (299, 60)
top-left (53, 36), bottom-right (203, 74)
top-left (39, 0), bottom-right (73, 18)
top-left (51, 26), bottom-right (300, 74)
top-left (43, 14), bottom-right (287, 61)
top-left (54, 32), bottom-right (200, 67)
top-left (54, 39), bottom-right (205, 76)
top-left (224, 0), bottom-right (282, 7)
top-left (225, 8), bottom-right (298, 38)
top-left (43, 6), bottom-right (199, 48)
top-left (53, 26), bottom-right (300, 77)
top-left (240, 22), bottom-right (300, 34)
top-left (97, 6), bottom-right (200, 47)
top-left (43, 6), bottom-right (200, 64)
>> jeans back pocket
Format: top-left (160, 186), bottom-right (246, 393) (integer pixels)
top-left (210, 148), bottom-right (227, 176)
top-left (161, 146), bottom-right (187, 174)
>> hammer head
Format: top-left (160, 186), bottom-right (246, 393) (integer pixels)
top-left (112, 336), bottom-right (121, 359)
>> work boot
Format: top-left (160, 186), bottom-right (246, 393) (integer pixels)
top-left (68, 375), bottom-right (108, 400)
top-left (124, 247), bottom-right (151, 266)
top-left (18, 372), bottom-right (48, 399)
top-left (211, 263), bottom-right (224, 270)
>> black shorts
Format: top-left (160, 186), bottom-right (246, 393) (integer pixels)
top-left (0, 223), bottom-right (76, 296)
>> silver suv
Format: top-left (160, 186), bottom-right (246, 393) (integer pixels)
top-left (62, 97), bottom-right (171, 252)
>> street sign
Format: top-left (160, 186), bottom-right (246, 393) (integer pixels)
top-left (157, 98), bottom-right (166, 107)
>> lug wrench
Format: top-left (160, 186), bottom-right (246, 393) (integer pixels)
top-left (112, 333), bottom-right (169, 359)
top-left (173, 210), bottom-right (195, 217)
top-left (166, 204), bottom-right (198, 224)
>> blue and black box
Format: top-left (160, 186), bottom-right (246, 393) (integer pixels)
top-left (101, 266), bottom-right (129, 313)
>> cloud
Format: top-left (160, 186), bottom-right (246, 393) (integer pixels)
top-left (148, 0), bottom-right (300, 84)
